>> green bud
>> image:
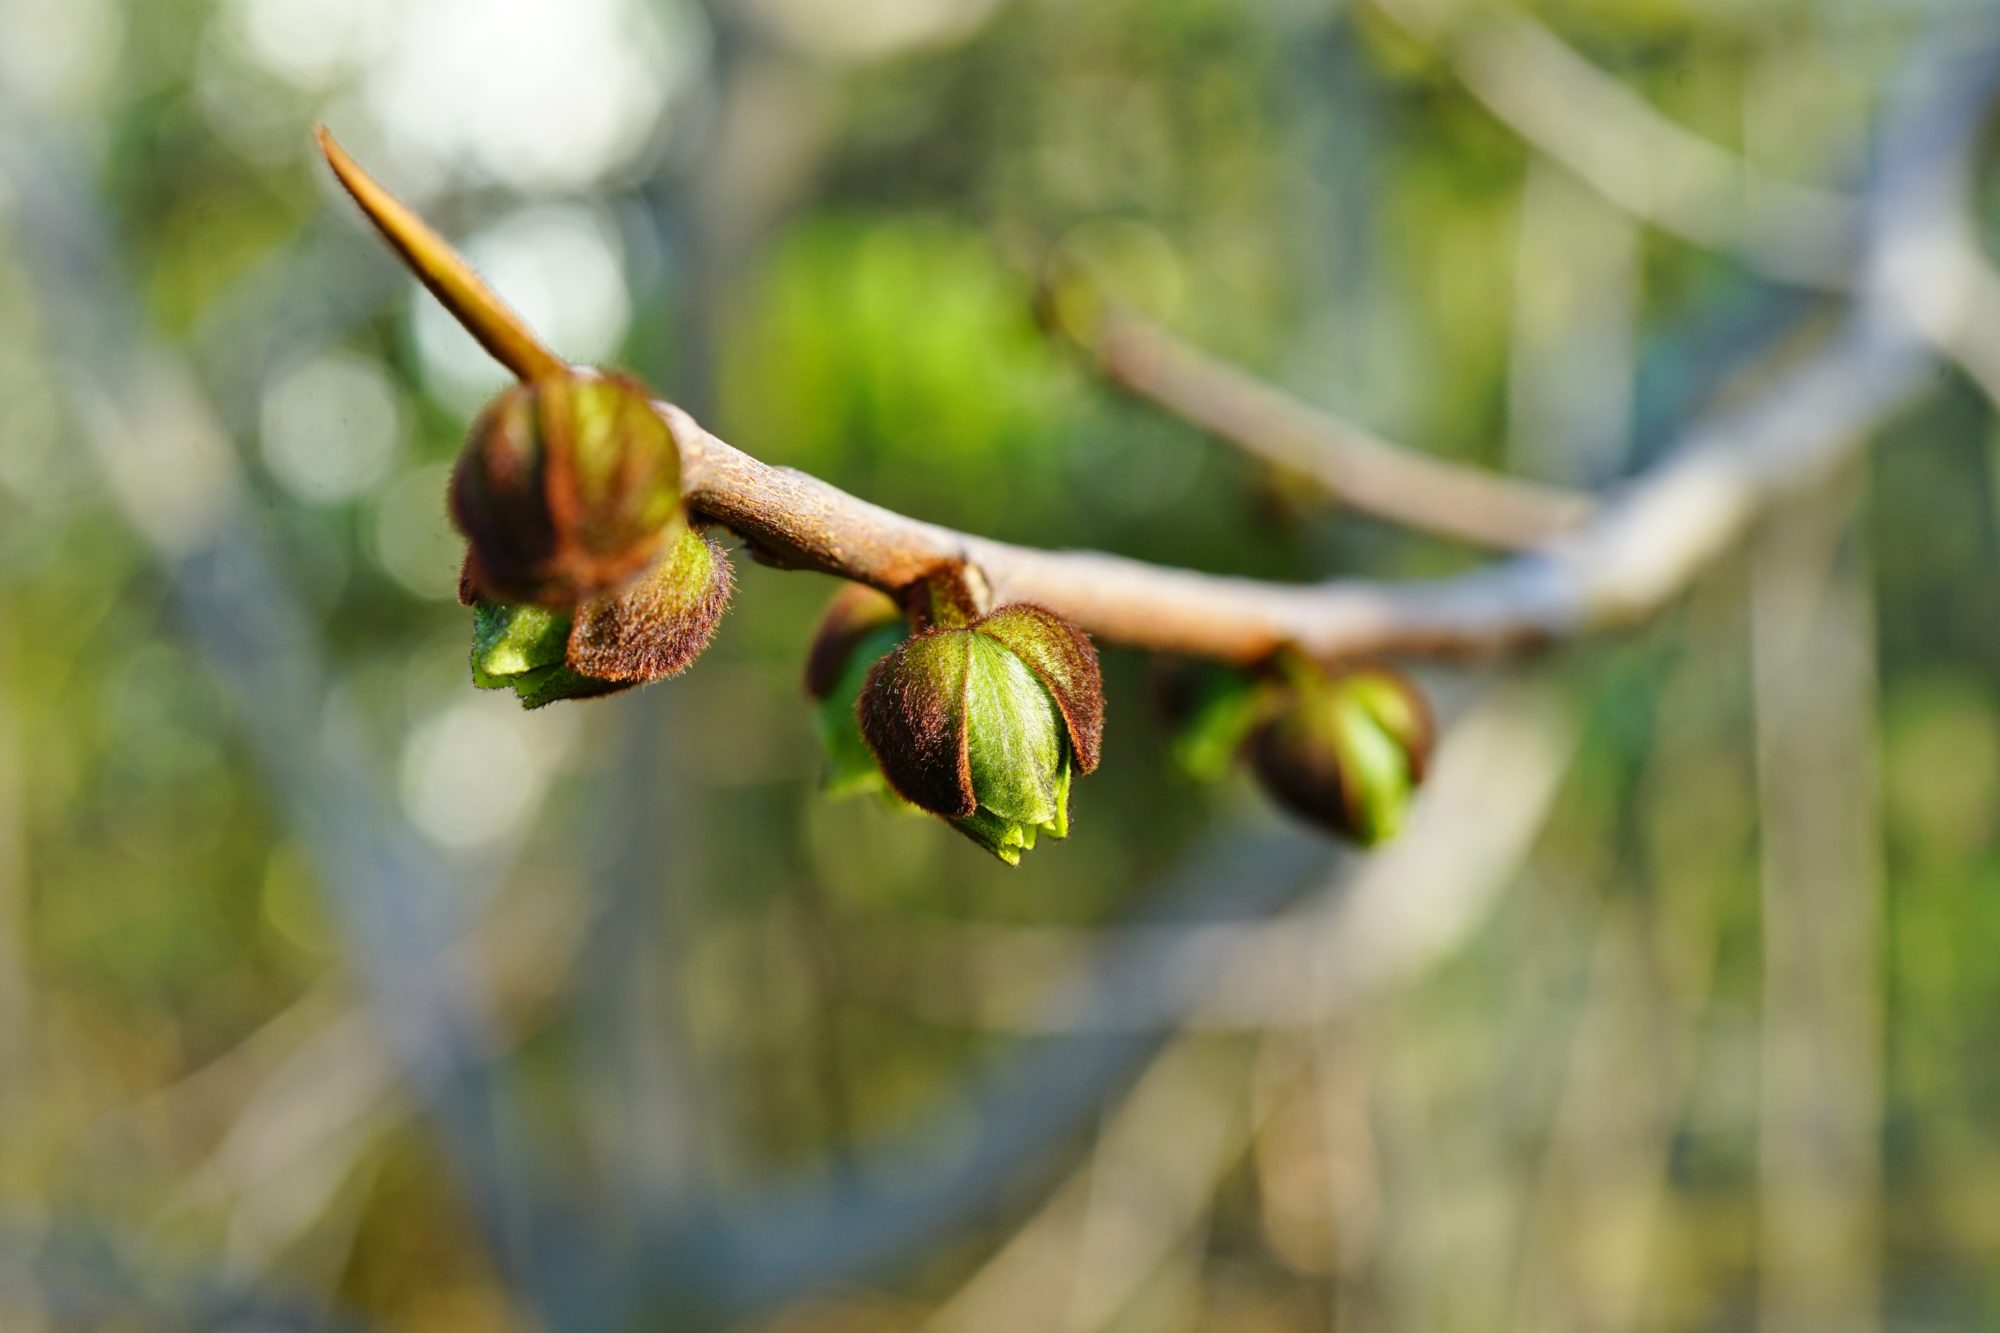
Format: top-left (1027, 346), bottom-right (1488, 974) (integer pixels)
top-left (1247, 665), bottom-right (1434, 845)
top-left (1150, 658), bottom-right (1273, 783)
top-left (467, 525), bottom-right (733, 709)
top-left (451, 370), bottom-right (685, 608)
top-left (469, 600), bottom-right (619, 709)
top-left (858, 603), bottom-right (1103, 865)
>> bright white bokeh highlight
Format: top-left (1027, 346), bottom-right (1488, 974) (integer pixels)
top-left (0, 0), bottom-right (123, 116)
top-left (400, 693), bottom-right (577, 851)
top-left (361, 0), bottom-right (702, 192)
top-left (224, 0), bottom-right (396, 91)
top-left (211, 0), bottom-right (704, 189)
top-left (260, 350), bottom-right (405, 503)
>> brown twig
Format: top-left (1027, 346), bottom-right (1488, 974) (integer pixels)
top-left (671, 306), bottom-right (1919, 664)
top-left (1051, 296), bottom-right (1595, 551)
top-left (316, 47), bottom-right (1955, 670)
top-left (316, 127), bottom-right (567, 384)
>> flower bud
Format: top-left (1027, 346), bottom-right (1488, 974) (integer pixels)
top-left (468, 526), bottom-right (732, 709)
top-left (451, 371), bottom-right (685, 608)
top-left (802, 584), bottom-right (908, 798)
top-left (1149, 658), bottom-right (1273, 783)
top-left (859, 604), bottom-right (1103, 865)
top-left (1247, 666), bottom-right (1433, 845)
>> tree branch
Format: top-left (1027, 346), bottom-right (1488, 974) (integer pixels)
top-left (320, 53), bottom-right (1965, 671)
top-left (674, 304), bottom-right (1922, 663)
top-left (665, 32), bottom-right (1994, 666)
top-left (1043, 293), bottom-right (1595, 551)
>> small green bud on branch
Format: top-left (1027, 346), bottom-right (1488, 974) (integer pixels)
top-left (1246, 664), bottom-right (1433, 844)
top-left (1153, 655), bottom-right (1434, 843)
top-left (859, 598), bottom-right (1103, 864)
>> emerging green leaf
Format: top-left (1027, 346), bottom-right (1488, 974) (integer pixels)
top-left (973, 605), bottom-right (1103, 773)
top-left (467, 525), bottom-right (732, 710)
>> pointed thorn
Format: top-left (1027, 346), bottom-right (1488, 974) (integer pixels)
top-left (314, 126), bottom-right (567, 384)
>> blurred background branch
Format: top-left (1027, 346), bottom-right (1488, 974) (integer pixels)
top-left (1043, 291), bottom-right (1596, 551)
top-left (670, 33), bottom-right (1991, 664)
top-left (1365, 0), bottom-right (1864, 287)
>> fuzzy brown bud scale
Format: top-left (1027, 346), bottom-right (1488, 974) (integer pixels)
top-left (858, 603), bottom-right (1103, 865)
top-left (468, 526), bottom-right (733, 709)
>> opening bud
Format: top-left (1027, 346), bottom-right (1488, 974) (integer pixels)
top-left (452, 371), bottom-right (686, 608)
top-left (859, 602), bottom-right (1103, 866)
top-left (467, 525), bottom-right (733, 709)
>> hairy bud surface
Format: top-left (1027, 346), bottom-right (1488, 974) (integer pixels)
top-left (859, 603), bottom-right (1103, 865)
top-left (452, 371), bottom-right (685, 607)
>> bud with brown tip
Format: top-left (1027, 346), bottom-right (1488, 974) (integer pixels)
top-left (452, 371), bottom-right (686, 608)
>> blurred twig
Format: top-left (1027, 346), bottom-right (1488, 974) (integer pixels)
top-left (649, 829), bottom-right (1337, 1328)
top-left (926, 1039), bottom-right (1266, 1333)
top-left (0, 1215), bottom-right (377, 1333)
top-left (924, 682), bottom-right (1573, 1331)
top-left (1751, 474), bottom-right (1885, 1333)
top-left (1042, 288), bottom-right (1594, 550)
top-left (0, 118), bottom-right (580, 1327)
top-left (1365, 0), bottom-right (1863, 288)
top-left (1504, 578), bottom-right (1746, 1332)
top-left (149, 885), bottom-right (597, 1279)
top-left (1373, 0), bottom-right (2000, 416)
top-left (1508, 898), bottom-right (1721, 1333)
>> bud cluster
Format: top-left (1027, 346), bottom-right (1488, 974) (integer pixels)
top-left (327, 128), bottom-right (1441, 872)
top-left (452, 368), bottom-right (733, 708)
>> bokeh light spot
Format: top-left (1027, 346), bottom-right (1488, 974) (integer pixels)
top-left (259, 349), bottom-right (405, 504)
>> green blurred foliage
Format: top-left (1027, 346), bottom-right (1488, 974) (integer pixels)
top-left (1, 0), bottom-right (1997, 1328)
